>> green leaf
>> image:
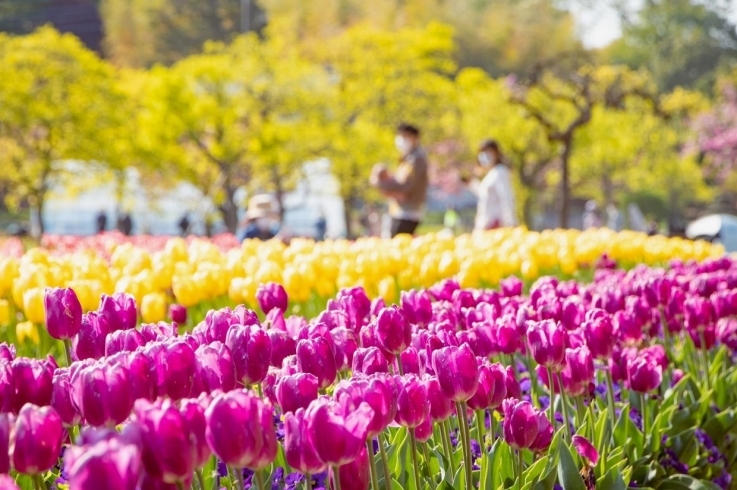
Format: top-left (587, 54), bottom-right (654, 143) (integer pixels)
top-left (596, 468), bottom-right (626, 490)
top-left (13, 474), bottom-right (35, 490)
top-left (431, 448), bottom-right (448, 483)
top-left (658, 475), bottom-right (723, 490)
top-left (556, 443), bottom-right (586, 490)
top-left (594, 407), bottom-right (609, 450)
top-left (479, 439), bottom-right (501, 490)
top-left (702, 408), bottom-right (737, 441)
top-left (523, 456), bottom-right (549, 485)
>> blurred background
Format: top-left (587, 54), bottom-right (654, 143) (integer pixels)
top-left (0, 0), bottom-right (736, 242)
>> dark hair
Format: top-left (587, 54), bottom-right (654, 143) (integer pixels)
top-left (479, 139), bottom-right (500, 152)
top-left (397, 123), bottom-right (420, 137)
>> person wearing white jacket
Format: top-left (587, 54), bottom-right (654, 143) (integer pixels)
top-left (473, 139), bottom-right (518, 231)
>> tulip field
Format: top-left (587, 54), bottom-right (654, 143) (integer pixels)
top-left (0, 229), bottom-right (736, 490)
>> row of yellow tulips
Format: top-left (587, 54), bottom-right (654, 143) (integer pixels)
top-left (0, 228), bottom-right (722, 326)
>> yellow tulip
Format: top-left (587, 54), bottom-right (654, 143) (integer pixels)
top-left (0, 299), bottom-right (9, 326)
top-left (16, 321), bottom-right (40, 345)
top-left (378, 277), bottom-right (397, 304)
top-left (141, 293), bottom-right (167, 323)
top-left (22, 287), bottom-right (46, 324)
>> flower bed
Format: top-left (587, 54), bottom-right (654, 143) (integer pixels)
top-left (1, 255), bottom-right (736, 489)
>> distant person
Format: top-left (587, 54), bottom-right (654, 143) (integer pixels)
top-left (315, 213), bottom-right (327, 241)
top-left (95, 210), bottom-right (107, 234)
top-left (178, 213), bottom-right (191, 237)
top-left (117, 212), bottom-right (133, 236)
top-left (606, 203), bottom-right (621, 231)
top-left (473, 139), bottom-right (517, 231)
top-left (647, 221), bottom-right (659, 236)
top-left (443, 205), bottom-right (459, 235)
top-left (370, 123), bottom-right (429, 237)
top-left (237, 195), bottom-right (281, 242)
top-left (583, 200), bottom-right (601, 229)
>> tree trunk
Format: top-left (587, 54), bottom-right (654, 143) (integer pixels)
top-left (522, 192), bottom-right (535, 229)
top-left (343, 195), bottom-right (353, 239)
top-left (30, 192), bottom-right (45, 239)
top-left (219, 179), bottom-right (239, 233)
top-left (271, 168), bottom-right (286, 222)
top-left (602, 170), bottom-right (614, 208)
top-left (559, 138), bottom-right (572, 228)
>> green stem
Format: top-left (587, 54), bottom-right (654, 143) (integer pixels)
top-left (517, 450), bottom-right (524, 490)
top-left (525, 355), bottom-right (539, 406)
top-left (476, 410), bottom-right (486, 448)
top-left (699, 331), bottom-right (711, 390)
top-left (62, 338), bottom-right (73, 366)
top-left (640, 392), bottom-right (649, 436)
top-left (378, 432), bottom-right (393, 490)
top-left (605, 368), bottom-right (617, 443)
top-left (575, 396), bottom-right (587, 437)
top-left (455, 402), bottom-right (473, 490)
top-left (396, 359), bottom-right (405, 376)
top-left (332, 465), bottom-right (342, 490)
top-left (305, 473), bottom-right (312, 490)
top-left (255, 470), bottom-right (265, 490)
top-left (196, 469), bottom-right (205, 490)
top-left (408, 428), bottom-right (423, 490)
top-left (176, 482), bottom-right (185, 490)
top-left (422, 443), bottom-right (436, 489)
top-left (441, 420), bottom-right (456, 481)
top-left (367, 439), bottom-right (380, 490)
top-left (33, 474), bottom-right (43, 490)
top-left (546, 367), bottom-right (556, 430)
top-left (557, 373), bottom-right (572, 440)
top-left (489, 412), bottom-right (496, 441)
top-left (233, 467), bottom-right (244, 490)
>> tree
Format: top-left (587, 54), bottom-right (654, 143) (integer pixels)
top-left (260, 0), bottom-right (580, 77)
top-left (315, 23), bottom-right (458, 236)
top-left (100, 0), bottom-right (266, 67)
top-left (0, 26), bottom-right (125, 236)
top-left (137, 34), bottom-right (331, 231)
top-left (604, 0), bottom-right (737, 91)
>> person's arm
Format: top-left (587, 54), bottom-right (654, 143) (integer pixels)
top-left (474, 179), bottom-right (491, 231)
top-left (376, 154), bottom-right (426, 195)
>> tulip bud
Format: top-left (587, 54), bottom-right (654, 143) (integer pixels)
top-left (671, 368), bottom-right (685, 386)
top-left (296, 337), bottom-right (336, 390)
top-left (359, 325), bottom-right (394, 364)
top-left (561, 346), bottom-right (594, 397)
top-left (394, 375), bottom-right (430, 428)
top-left (334, 375), bottom-right (396, 438)
top-left (105, 329), bottom-right (146, 356)
top-left (65, 435), bottom-right (143, 490)
top-left (717, 318), bottom-right (737, 352)
top-left (583, 312), bottom-right (614, 360)
top-left (226, 324), bottom-right (271, 386)
top-left (169, 304), bottom-right (187, 325)
top-left (429, 279), bottom-right (460, 302)
top-left (193, 342), bottom-right (236, 395)
top-left (401, 290), bottom-right (433, 327)
top-left (467, 362), bottom-right (507, 411)
top-left (44, 287), bottom-right (82, 340)
top-left (11, 356), bottom-right (55, 413)
top-left (51, 368), bottom-right (80, 427)
top-left (528, 410), bottom-right (553, 452)
top-left (98, 294), bottom-right (137, 332)
top-left (370, 298), bottom-right (385, 319)
top-left (331, 327), bottom-right (358, 372)
top-left (284, 408), bottom-right (326, 475)
top-left (457, 327), bottom-right (494, 358)
top-left (0, 344), bottom-right (14, 363)
top-left (504, 365), bottom-right (521, 400)
top-left (502, 400), bottom-right (539, 450)
top-left (399, 346), bottom-right (423, 376)
top-left (156, 340), bottom-right (196, 401)
top-left (500, 276), bottom-right (524, 297)
top-left (305, 397), bottom-right (374, 466)
top-left (133, 399), bottom-right (196, 484)
top-left (205, 390), bottom-right (276, 470)
top-left (22, 288), bottom-right (45, 325)
top-left (140, 322), bottom-right (177, 343)
top-left (73, 312), bottom-right (112, 361)
top-left (275, 373), bottom-right (319, 414)
top-left (71, 360), bottom-right (133, 427)
top-left (256, 283), bottom-right (288, 314)
top-left (268, 329), bottom-right (296, 369)
top-left (526, 320), bottom-right (567, 371)
top-left (124, 349), bottom-right (156, 402)
top-left (492, 317), bottom-right (521, 355)
top-left (432, 344), bottom-right (479, 402)
top-left (572, 435), bottom-right (599, 465)
top-left (626, 355), bottom-right (662, 393)
top-left (262, 367), bottom-right (280, 407)
top-left (376, 306), bottom-right (412, 355)
top-left (0, 413), bottom-right (12, 474)
top-left (426, 376), bottom-right (453, 422)
top-left (613, 310), bottom-right (641, 346)
top-left (330, 447), bottom-right (370, 490)
top-left (12, 404), bottom-right (64, 474)
top-left (414, 415), bottom-right (433, 443)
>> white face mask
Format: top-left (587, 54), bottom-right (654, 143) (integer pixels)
top-left (256, 217), bottom-right (271, 230)
top-left (395, 136), bottom-right (410, 153)
top-left (478, 152), bottom-right (493, 167)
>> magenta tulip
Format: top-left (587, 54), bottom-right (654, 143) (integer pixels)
top-left (0, 362), bottom-right (13, 413)
top-left (284, 408), bottom-right (326, 475)
top-left (205, 390), bottom-right (273, 469)
top-left (432, 343), bottom-right (479, 402)
top-left (331, 327), bottom-right (358, 372)
top-left (71, 359), bottom-right (133, 427)
top-left (226, 324), bottom-right (271, 386)
top-left (155, 340), bottom-right (196, 401)
top-left (394, 375), bottom-right (430, 428)
top-left (179, 398), bottom-right (211, 469)
top-left (493, 317), bottom-right (521, 355)
top-left (0, 475), bottom-right (18, 490)
top-left (334, 375), bottom-right (396, 438)
top-left (561, 346), bottom-right (594, 397)
top-left (572, 435), bottom-right (599, 465)
top-left (330, 447), bottom-right (370, 490)
top-left (399, 347), bottom-right (423, 376)
top-left (502, 400), bottom-right (539, 450)
top-left (140, 322), bottom-right (178, 343)
top-left (296, 337), bottom-right (337, 390)
top-left (352, 347), bottom-right (389, 376)
top-left (527, 320), bottom-right (567, 371)
top-left (98, 293), bottom-right (137, 332)
top-left (192, 342), bottom-right (236, 395)
top-left (583, 311), bottom-right (614, 360)
top-left (51, 368), bottom-right (80, 427)
top-left (0, 344), bottom-right (14, 363)
top-left (467, 361), bottom-right (507, 411)
top-left (12, 404), bottom-right (64, 475)
top-left (257, 283), bottom-right (288, 314)
top-left (275, 373), bottom-right (319, 414)
top-left (124, 349), bottom-right (156, 402)
top-left (169, 304), bottom-right (187, 325)
top-left (305, 396), bottom-right (374, 466)
top-left (426, 376), bottom-right (453, 422)
top-left (105, 329), bottom-right (146, 356)
top-left (528, 411), bottom-right (553, 452)
top-left (44, 287), bottom-right (82, 340)
top-left (268, 329), bottom-right (296, 369)
top-left (376, 306), bottom-right (412, 355)
top-left (65, 436), bottom-right (142, 490)
top-left (11, 356), bottom-right (55, 413)
top-left (401, 289), bottom-right (433, 327)
top-left (73, 312), bottom-right (112, 361)
top-left (717, 318), bottom-right (737, 352)
top-left (0, 413), bottom-right (11, 474)
top-left (627, 355), bottom-right (662, 393)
